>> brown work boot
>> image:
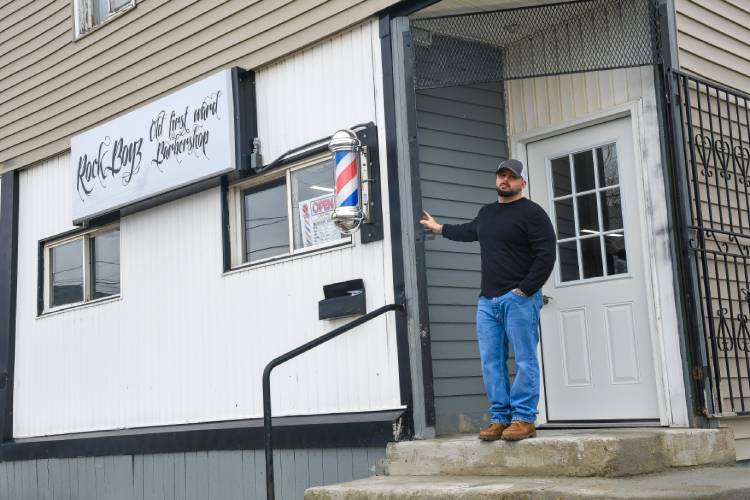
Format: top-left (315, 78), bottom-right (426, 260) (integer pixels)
top-left (501, 420), bottom-right (536, 441)
top-left (478, 422), bottom-right (507, 441)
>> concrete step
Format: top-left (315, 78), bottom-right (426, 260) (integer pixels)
top-left (305, 466), bottom-right (750, 499)
top-left (385, 428), bottom-right (735, 477)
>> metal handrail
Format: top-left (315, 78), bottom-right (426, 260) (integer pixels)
top-left (262, 303), bottom-right (405, 500)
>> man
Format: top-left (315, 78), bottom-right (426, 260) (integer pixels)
top-left (420, 159), bottom-right (556, 441)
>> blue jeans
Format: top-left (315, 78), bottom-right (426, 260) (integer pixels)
top-left (476, 290), bottom-right (543, 424)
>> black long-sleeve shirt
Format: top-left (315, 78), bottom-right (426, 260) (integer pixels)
top-left (441, 198), bottom-right (556, 298)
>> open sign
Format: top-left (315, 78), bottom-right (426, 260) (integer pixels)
top-left (299, 194), bottom-right (340, 247)
top-left (310, 196), bottom-right (335, 214)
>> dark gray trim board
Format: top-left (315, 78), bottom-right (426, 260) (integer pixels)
top-left (379, 13), bottom-right (416, 436)
top-left (0, 171), bottom-right (19, 443)
top-left (0, 410), bottom-right (405, 461)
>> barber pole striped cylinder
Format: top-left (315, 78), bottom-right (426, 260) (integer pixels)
top-left (328, 130), bottom-right (362, 233)
top-left (334, 149), bottom-right (359, 209)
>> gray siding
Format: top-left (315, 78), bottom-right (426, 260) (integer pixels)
top-left (415, 83), bottom-right (508, 434)
top-left (0, 446), bottom-right (385, 500)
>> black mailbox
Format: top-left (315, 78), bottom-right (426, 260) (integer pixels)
top-left (318, 279), bottom-right (366, 320)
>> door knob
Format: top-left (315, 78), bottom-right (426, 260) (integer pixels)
top-left (543, 294), bottom-right (552, 305)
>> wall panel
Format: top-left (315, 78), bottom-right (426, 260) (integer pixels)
top-left (12, 21), bottom-right (400, 437)
top-left (0, 446), bottom-right (386, 500)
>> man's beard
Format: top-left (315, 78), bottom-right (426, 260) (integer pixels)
top-left (497, 186), bottom-right (521, 197)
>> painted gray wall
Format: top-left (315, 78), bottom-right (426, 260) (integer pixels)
top-left (0, 446), bottom-right (385, 500)
top-left (415, 83), bottom-right (510, 435)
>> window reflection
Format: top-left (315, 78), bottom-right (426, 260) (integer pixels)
top-left (605, 234), bottom-right (628, 275)
top-left (597, 144), bottom-right (620, 187)
top-left (290, 161), bottom-right (345, 250)
top-left (91, 230), bottom-right (120, 299)
top-left (51, 240), bottom-right (84, 307)
top-left (244, 183), bottom-right (290, 262)
top-left (580, 237), bottom-right (604, 279)
top-left (555, 198), bottom-right (575, 239)
top-left (574, 150), bottom-right (596, 192)
top-left (559, 241), bottom-right (579, 282)
top-left (600, 188), bottom-right (623, 231)
top-left (551, 156), bottom-right (572, 197)
top-left (550, 142), bottom-right (627, 282)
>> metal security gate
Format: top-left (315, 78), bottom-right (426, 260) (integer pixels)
top-left (411, 0), bottom-right (660, 90)
top-left (670, 69), bottom-right (750, 417)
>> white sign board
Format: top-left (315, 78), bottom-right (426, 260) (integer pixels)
top-left (298, 194), bottom-right (340, 247)
top-left (71, 70), bottom-right (236, 221)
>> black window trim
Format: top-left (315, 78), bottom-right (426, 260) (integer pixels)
top-left (38, 222), bottom-right (121, 317)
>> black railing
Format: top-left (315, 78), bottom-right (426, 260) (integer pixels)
top-left (262, 303), bottom-right (405, 500)
top-left (670, 69), bottom-right (750, 417)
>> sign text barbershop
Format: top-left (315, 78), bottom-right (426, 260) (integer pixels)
top-left (71, 70), bottom-right (236, 221)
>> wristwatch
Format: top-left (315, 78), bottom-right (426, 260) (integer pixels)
top-left (512, 288), bottom-right (527, 297)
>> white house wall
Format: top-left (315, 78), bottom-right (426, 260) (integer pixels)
top-left (13, 20), bottom-right (400, 438)
top-left (256, 21), bottom-right (381, 162)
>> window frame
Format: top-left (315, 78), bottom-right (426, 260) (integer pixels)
top-left (41, 223), bottom-right (121, 315)
top-left (228, 153), bottom-right (352, 270)
top-left (546, 140), bottom-right (633, 288)
top-left (72, 0), bottom-right (136, 39)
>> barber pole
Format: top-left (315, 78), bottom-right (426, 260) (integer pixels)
top-left (328, 130), bottom-right (363, 233)
top-left (334, 149), bottom-right (359, 209)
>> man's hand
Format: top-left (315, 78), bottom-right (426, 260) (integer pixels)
top-left (419, 210), bottom-right (443, 235)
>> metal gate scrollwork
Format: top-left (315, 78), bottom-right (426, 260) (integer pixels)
top-left (672, 69), bottom-right (750, 416)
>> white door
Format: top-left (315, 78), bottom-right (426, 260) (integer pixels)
top-left (527, 117), bottom-right (660, 421)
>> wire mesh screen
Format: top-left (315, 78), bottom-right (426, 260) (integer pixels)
top-left (411, 0), bottom-right (659, 89)
top-left (673, 69), bottom-right (750, 417)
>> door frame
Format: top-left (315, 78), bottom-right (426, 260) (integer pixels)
top-left (510, 101), bottom-right (687, 427)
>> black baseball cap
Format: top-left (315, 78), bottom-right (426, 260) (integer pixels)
top-left (496, 159), bottom-right (528, 181)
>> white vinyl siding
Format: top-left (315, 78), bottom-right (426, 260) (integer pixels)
top-left (12, 21), bottom-right (399, 437)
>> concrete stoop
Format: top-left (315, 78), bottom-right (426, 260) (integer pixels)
top-left (385, 429), bottom-right (736, 477)
top-left (304, 467), bottom-right (750, 499)
top-left (305, 429), bottom-right (748, 499)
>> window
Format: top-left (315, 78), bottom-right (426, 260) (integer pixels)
top-left (231, 156), bottom-right (350, 267)
top-left (74, 0), bottom-right (135, 36)
top-left (44, 226), bottom-right (120, 311)
top-left (549, 143), bottom-right (628, 283)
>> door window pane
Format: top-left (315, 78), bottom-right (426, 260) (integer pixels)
top-left (600, 188), bottom-right (624, 231)
top-left (605, 234), bottom-right (628, 275)
top-left (559, 241), bottom-right (579, 282)
top-left (597, 144), bottom-right (620, 187)
top-left (581, 237), bottom-right (604, 279)
top-left (549, 142), bottom-right (627, 284)
top-left (573, 150), bottom-right (596, 192)
top-left (551, 156), bottom-right (572, 197)
top-left (577, 193), bottom-right (599, 235)
top-left (91, 230), bottom-right (120, 299)
top-left (244, 183), bottom-right (289, 262)
top-left (555, 198), bottom-right (576, 239)
top-left (51, 240), bottom-right (84, 307)
top-left (290, 161), bottom-right (345, 250)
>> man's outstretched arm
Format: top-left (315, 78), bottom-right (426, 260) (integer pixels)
top-left (420, 210), bottom-right (478, 242)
